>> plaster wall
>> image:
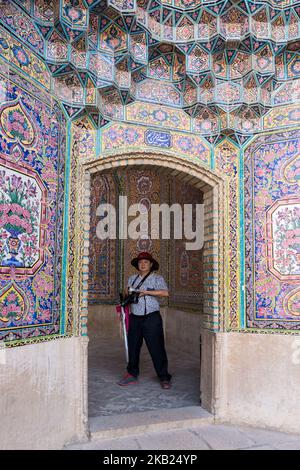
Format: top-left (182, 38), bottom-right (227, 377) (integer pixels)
top-left (164, 308), bottom-right (202, 357)
top-left (88, 305), bottom-right (201, 356)
top-left (88, 305), bottom-right (120, 339)
top-left (208, 331), bottom-right (300, 434)
top-left (0, 336), bottom-right (88, 450)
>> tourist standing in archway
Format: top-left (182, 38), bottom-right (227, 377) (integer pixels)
top-left (118, 252), bottom-right (172, 389)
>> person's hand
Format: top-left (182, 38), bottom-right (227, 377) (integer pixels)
top-left (139, 290), bottom-right (147, 297)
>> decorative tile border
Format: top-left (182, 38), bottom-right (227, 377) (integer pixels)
top-left (100, 123), bottom-right (211, 167)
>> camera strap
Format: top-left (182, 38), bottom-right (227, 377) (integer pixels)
top-left (131, 271), bottom-right (152, 290)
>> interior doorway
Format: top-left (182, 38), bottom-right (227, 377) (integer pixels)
top-left (77, 151), bottom-right (225, 423)
top-left (87, 164), bottom-right (204, 417)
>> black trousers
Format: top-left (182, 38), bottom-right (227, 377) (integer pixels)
top-left (127, 310), bottom-right (172, 382)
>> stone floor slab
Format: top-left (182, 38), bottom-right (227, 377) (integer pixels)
top-left (66, 437), bottom-right (141, 450)
top-left (190, 424), bottom-right (256, 450)
top-left (272, 441), bottom-right (300, 450)
top-left (244, 445), bottom-right (276, 450)
top-left (65, 422), bottom-right (300, 451)
top-left (90, 406), bottom-right (212, 440)
top-left (234, 425), bottom-right (300, 448)
top-left (136, 428), bottom-right (210, 450)
top-left (88, 336), bottom-right (200, 417)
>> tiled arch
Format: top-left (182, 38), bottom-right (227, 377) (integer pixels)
top-left (73, 150), bottom-right (229, 337)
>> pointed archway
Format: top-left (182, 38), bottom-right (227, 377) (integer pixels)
top-left (73, 149), bottom-right (228, 435)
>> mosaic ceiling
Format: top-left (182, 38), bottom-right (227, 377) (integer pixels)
top-left (0, 0), bottom-right (299, 139)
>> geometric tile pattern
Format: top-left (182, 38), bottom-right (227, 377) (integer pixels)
top-left (0, 1), bottom-right (299, 140)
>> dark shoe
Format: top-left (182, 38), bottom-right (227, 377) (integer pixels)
top-left (160, 380), bottom-right (171, 390)
top-left (118, 373), bottom-right (138, 386)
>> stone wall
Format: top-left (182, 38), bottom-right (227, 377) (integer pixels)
top-left (213, 332), bottom-right (300, 434)
top-left (0, 337), bottom-right (88, 450)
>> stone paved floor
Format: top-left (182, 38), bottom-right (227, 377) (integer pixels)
top-left (80, 335), bottom-right (300, 451)
top-left (88, 335), bottom-right (200, 417)
top-left (67, 423), bottom-right (300, 450)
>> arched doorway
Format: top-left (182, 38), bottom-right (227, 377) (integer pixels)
top-left (74, 150), bottom-right (227, 433)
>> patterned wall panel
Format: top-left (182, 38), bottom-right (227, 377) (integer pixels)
top-left (215, 140), bottom-right (241, 330)
top-left (122, 168), bottom-right (169, 300)
top-left (87, 167), bottom-right (204, 309)
top-left (0, 71), bottom-right (66, 344)
top-left (88, 172), bottom-right (119, 304)
top-left (87, 168), bottom-right (169, 304)
top-left (169, 179), bottom-right (204, 308)
top-left (100, 123), bottom-right (211, 166)
top-left (0, 2), bottom-right (44, 55)
top-left (244, 130), bottom-right (300, 331)
top-left (0, 27), bottom-right (50, 90)
top-left (263, 105), bottom-right (300, 130)
top-left (67, 117), bottom-right (97, 333)
top-left (126, 102), bottom-right (190, 131)
top-left (73, 116), bottom-right (97, 159)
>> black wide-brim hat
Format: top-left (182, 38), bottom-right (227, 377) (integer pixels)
top-left (131, 251), bottom-right (159, 271)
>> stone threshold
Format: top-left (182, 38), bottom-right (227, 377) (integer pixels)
top-left (89, 406), bottom-right (213, 440)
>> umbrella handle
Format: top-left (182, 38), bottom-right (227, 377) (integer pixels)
top-left (120, 305), bottom-right (129, 363)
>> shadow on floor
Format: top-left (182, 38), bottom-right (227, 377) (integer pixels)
top-left (88, 335), bottom-right (201, 417)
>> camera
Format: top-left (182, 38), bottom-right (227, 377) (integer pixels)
top-left (122, 288), bottom-right (141, 307)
